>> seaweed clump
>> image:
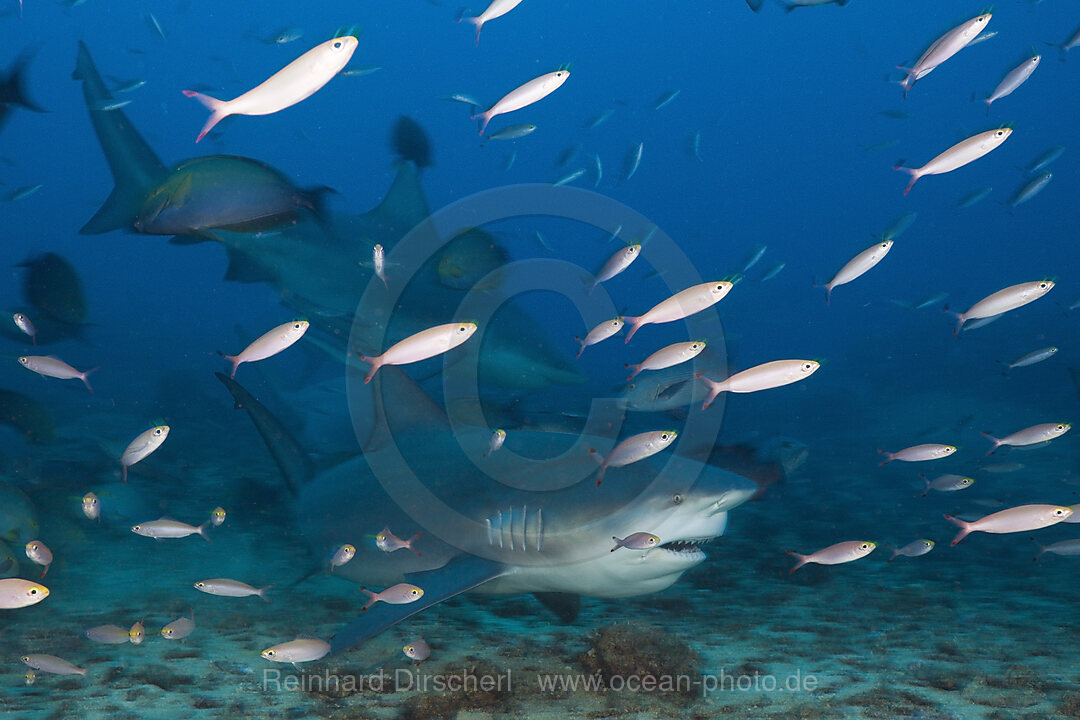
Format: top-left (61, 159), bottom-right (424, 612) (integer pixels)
top-left (577, 623), bottom-right (700, 699)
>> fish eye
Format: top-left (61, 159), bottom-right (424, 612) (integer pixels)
top-left (671, 493), bottom-right (683, 505)
top-left (18, 357), bottom-right (27, 364)
top-left (265, 650), bottom-right (275, 657)
top-left (28, 589), bottom-right (38, 596)
top-left (195, 582), bottom-right (204, 588)
top-left (133, 525), bottom-right (141, 531)
top-left (333, 41), bottom-right (343, 49)
top-left (861, 543), bottom-right (872, 550)
top-left (21, 656), bottom-right (29, 662)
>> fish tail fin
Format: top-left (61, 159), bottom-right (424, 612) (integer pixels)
top-left (626, 363), bottom-right (640, 382)
top-left (471, 109), bottom-right (493, 136)
top-left (81, 366), bottom-right (98, 394)
top-left (920, 474), bottom-right (930, 497)
top-left (259, 585), bottom-right (274, 603)
top-left (694, 373), bottom-right (722, 410)
top-left (621, 315), bottom-right (643, 343)
top-left (980, 431), bottom-right (1002, 455)
top-left (358, 353), bottom-right (382, 383)
top-left (575, 338), bottom-right (585, 359)
top-left (610, 536), bottom-right (624, 552)
top-left (984, 98), bottom-right (991, 116)
top-left (785, 550), bottom-right (808, 574)
top-left (218, 351), bottom-right (240, 378)
top-left (1031, 536), bottom-right (1046, 562)
top-left (876, 449), bottom-right (893, 466)
top-left (893, 163), bottom-right (918, 195)
top-left (121, 463), bottom-right (128, 484)
top-left (942, 305), bottom-right (964, 336)
top-left (408, 532), bottom-right (423, 557)
top-left (459, 16), bottom-right (483, 45)
top-left (360, 587), bottom-right (376, 611)
top-left (198, 522), bottom-right (212, 542)
top-left (182, 90), bottom-right (227, 143)
top-left (944, 514), bottom-right (970, 545)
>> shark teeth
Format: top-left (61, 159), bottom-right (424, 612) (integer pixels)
top-left (659, 537), bottom-right (714, 554)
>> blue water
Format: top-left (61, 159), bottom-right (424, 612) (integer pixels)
top-left (2, 1), bottom-right (1080, 717)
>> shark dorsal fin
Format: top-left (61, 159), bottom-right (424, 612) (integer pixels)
top-left (372, 161), bottom-right (429, 233)
top-left (363, 366), bottom-right (450, 453)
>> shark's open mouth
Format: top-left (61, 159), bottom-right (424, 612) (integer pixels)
top-left (659, 536), bottom-right (715, 554)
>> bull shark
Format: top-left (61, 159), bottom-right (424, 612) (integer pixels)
top-left (216, 366), bottom-right (759, 656)
top-left (73, 42), bottom-right (583, 390)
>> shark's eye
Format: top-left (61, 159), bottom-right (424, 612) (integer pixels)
top-left (671, 494), bottom-right (683, 505)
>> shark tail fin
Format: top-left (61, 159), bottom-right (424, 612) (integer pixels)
top-left (2, 50), bottom-right (45, 115)
top-left (75, 42), bottom-right (169, 234)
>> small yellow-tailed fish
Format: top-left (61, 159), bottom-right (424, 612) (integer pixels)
top-left (626, 340), bottom-right (706, 381)
top-left (161, 611), bottom-right (196, 640)
top-left (329, 543), bottom-right (356, 572)
top-left (819, 240), bottom-right (892, 304)
top-left (21, 654), bottom-right (86, 676)
top-left (194, 578), bottom-right (272, 602)
top-left (610, 533), bottom-right (660, 552)
top-left (485, 429), bottom-right (506, 457)
top-left (898, 13), bottom-right (991, 96)
top-left (403, 637), bottom-right (431, 663)
top-left (12, 313), bottom-right (35, 345)
top-left (85, 625), bottom-right (131, 644)
top-left (459, 0), bottom-right (525, 45)
top-left (24, 540), bottom-right (52, 578)
top-left (82, 492), bottom-right (101, 522)
top-left (375, 527), bottom-right (422, 556)
top-left (589, 244), bottom-right (640, 295)
top-left (985, 56), bottom-right (1040, 114)
top-left (920, 473), bottom-right (973, 497)
top-left (131, 517), bottom-right (210, 541)
top-left (888, 539), bottom-right (934, 562)
top-left (576, 317), bottom-right (623, 358)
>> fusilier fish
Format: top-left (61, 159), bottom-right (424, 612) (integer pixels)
top-left (403, 637), bottom-right (431, 662)
top-left (590, 244), bottom-right (640, 294)
top-left (0, 578), bottom-right (49, 609)
top-left (131, 517), bottom-right (210, 541)
top-left (626, 340), bottom-right (706, 381)
top-left (262, 638), bottom-right (330, 666)
top-left (1033, 539), bottom-right (1080, 561)
top-left (12, 313), bottom-right (35, 344)
top-left (610, 533), bottom-right (661, 552)
top-left (623, 141), bottom-right (644, 181)
top-left (358, 322), bottom-right (478, 383)
top-left (486, 123), bottom-right (536, 140)
top-left (120, 425), bottom-right (170, 483)
top-left (161, 612), bottom-right (196, 640)
top-left (1006, 346), bottom-right (1057, 369)
top-left (576, 317), bottom-right (623, 358)
top-left (945, 505), bottom-right (1072, 545)
top-left (787, 541), bottom-right (876, 573)
top-left (696, 360), bottom-right (819, 410)
top-left (485, 429), bottom-right (506, 457)
top-left (472, 70), bottom-right (570, 136)
top-left (330, 543), bottom-right (356, 572)
top-left (898, 13), bottom-right (992, 96)
top-left (623, 281), bottom-right (733, 343)
top-left (18, 356), bottom-right (96, 393)
top-left (372, 244), bottom-right (388, 289)
top-left (888, 539), bottom-right (934, 562)
top-left (129, 621), bottom-right (145, 644)
top-left (948, 280), bottom-right (1054, 335)
top-left (878, 444), bottom-right (956, 464)
top-left (895, 128), bottom-right (1011, 195)
top-left (184, 36), bottom-right (359, 142)
top-left (21, 654), bottom-right (86, 676)
top-left (982, 423), bottom-right (1070, 454)
top-left (360, 583), bottom-right (424, 611)
top-left (1026, 146), bottom-right (1064, 175)
top-left (85, 625), bottom-right (131, 644)
top-left (459, 0), bottom-right (525, 45)
top-left (1009, 172), bottom-right (1052, 207)
top-left (375, 527), bottom-right (422, 556)
top-left (590, 430), bottom-right (678, 486)
top-left (194, 578), bottom-right (271, 602)
top-left (921, 473), bottom-right (974, 496)
top-left (985, 56), bottom-right (1040, 113)
top-left (221, 320), bottom-right (309, 379)
top-left (82, 492), bottom-right (100, 522)
top-left (210, 507), bottom-right (226, 527)
top-left (24, 540), bottom-right (52, 578)
top-left (820, 240), bottom-right (893, 304)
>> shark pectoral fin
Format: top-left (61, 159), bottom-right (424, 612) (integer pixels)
top-left (532, 592), bottom-right (582, 624)
top-left (329, 555), bottom-right (508, 656)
